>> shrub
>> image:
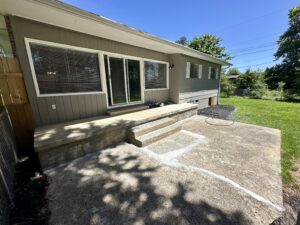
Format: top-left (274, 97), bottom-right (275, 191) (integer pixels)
top-left (221, 76), bottom-right (235, 97)
top-left (235, 69), bottom-right (268, 98)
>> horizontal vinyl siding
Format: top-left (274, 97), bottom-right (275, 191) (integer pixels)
top-left (144, 90), bottom-right (169, 103)
top-left (179, 89), bottom-right (219, 109)
top-left (177, 54), bottom-right (222, 93)
top-left (10, 16), bottom-right (169, 127)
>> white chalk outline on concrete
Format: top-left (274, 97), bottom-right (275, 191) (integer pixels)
top-left (141, 129), bottom-right (283, 212)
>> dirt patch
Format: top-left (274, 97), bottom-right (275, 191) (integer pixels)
top-left (270, 184), bottom-right (300, 225)
top-left (271, 159), bottom-right (300, 224)
top-left (9, 154), bottom-right (50, 225)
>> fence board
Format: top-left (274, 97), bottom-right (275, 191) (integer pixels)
top-left (0, 74), bottom-right (28, 106)
top-left (0, 58), bottom-right (21, 73)
top-left (0, 57), bottom-right (34, 155)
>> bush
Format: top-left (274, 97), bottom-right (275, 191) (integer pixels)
top-left (221, 76), bottom-right (235, 97)
top-left (235, 70), bottom-right (267, 98)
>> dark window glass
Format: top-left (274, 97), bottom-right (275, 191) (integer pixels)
top-left (144, 61), bottom-right (167, 89)
top-left (190, 63), bottom-right (199, 78)
top-left (211, 68), bottom-right (217, 79)
top-left (30, 43), bottom-right (101, 94)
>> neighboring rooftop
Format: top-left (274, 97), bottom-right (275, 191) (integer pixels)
top-left (0, 0), bottom-right (230, 66)
top-left (227, 75), bottom-right (240, 79)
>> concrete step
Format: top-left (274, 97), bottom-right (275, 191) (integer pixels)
top-left (128, 117), bottom-right (176, 138)
top-left (107, 105), bottom-right (149, 116)
top-left (131, 123), bottom-right (182, 147)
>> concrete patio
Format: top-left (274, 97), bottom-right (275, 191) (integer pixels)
top-left (46, 115), bottom-right (283, 225)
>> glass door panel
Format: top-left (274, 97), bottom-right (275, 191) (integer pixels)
top-left (126, 59), bottom-right (141, 102)
top-left (109, 57), bottom-right (127, 104)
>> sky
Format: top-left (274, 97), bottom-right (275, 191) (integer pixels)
top-left (61, 0), bottom-right (299, 72)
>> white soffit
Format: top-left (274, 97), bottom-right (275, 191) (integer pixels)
top-left (0, 0), bottom-right (230, 66)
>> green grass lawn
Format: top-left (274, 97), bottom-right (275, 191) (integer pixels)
top-left (220, 96), bottom-right (300, 183)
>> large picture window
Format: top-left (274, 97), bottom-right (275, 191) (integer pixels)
top-left (144, 61), bottom-right (167, 89)
top-left (28, 42), bottom-right (102, 95)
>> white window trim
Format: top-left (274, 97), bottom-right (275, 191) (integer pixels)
top-left (208, 66), bottom-right (212, 79)
top-left (144, 59), bottom-right (169, 90)
top-left (186, 62), bottom-right (190, 79)
top-left (24, 38), bottom-right (105, 97)
top-left (198, 64), bottom-right (203, 79)
top-left (25, 38), bottom-right (169, 107)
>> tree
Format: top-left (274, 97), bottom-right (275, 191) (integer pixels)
top-left (188, 35), bottom-right (232, 61)
top-left (175, 36), bottom-right (189, 46)
top-left (175, 34), bottom-right (232, 61)
top-left (265, 6), bottom-right (300, 93)
top-left (220, 76), bottom-right (235, 97)
top-left (226, 68), bottom-right (241, 75)
top-left (235, 70), bottom-right (267, 98)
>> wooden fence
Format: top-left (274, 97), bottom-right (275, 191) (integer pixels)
top-left (0, 57), bottom-right (34, 155)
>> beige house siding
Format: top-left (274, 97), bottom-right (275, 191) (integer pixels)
top-left (10, 16), bottom-right (170, 127)
top-left (144, 90), bottom-right (169, 103)
top-left (169, 54), bottom-right (221, 107)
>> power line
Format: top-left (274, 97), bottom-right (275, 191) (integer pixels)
top-left (229, 42), bottom-right (277, 54)
top-left (234, 61), bottom-right (276, 69)
top-left (211, 7), bottom-right (289, 33)
top-left (233, 47), bottom-right (277, 57)
top-left (223, 32), bottom-right (282, 47)
top-left (233, 55), bottom-right (277, 63)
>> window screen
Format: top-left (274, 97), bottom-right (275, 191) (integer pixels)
top-left (29, 43), bottom-right (101, 95)
top-left (144, 61), bottom-right (167, 89)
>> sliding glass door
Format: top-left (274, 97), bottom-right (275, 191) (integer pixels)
top-left (126, 59), bottom-right (141, 103)
top-left (105, 55), bottom-right (142, 106)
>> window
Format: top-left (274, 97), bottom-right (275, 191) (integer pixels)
top-left (208, 67), bottom-right (219, 80)
top-left (186, 62), bottom-right (202, 79)
top-left (144, 61), bottom-right (167, 89)
top-left (28, 42), bottom-right (101, 95)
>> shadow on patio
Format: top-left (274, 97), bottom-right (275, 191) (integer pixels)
top-left (46, 143), bottom-right (252, 225)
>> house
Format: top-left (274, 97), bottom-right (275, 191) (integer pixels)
top-left (0, 0), bottom-right (230, 128)
top-left (0, 0), bottom-right (231, 168)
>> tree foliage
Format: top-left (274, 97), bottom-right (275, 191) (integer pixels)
top-left (226, 68), bottom-right (241, 75)
top-left (235, 70), bottom-right (267, 98)
top-left (220, 76), bottom-right (235, 97)
top-left (265, 6), bottom-right (300, 93)
top-left (175, 36), bottom-right (189, 46)
top-left (175, 34), bottom-right (232, 61)
top-left (188, 35), bottom-right (232, 61)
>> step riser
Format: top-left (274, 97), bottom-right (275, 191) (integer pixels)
top-left (131, 125), bottom-right (182, 147)
top-left (107, 105), bottom-right (149, 116)
top-left (128, 118), bottom-right (175, 138)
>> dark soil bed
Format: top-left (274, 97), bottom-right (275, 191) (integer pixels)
top-left (270, 184), bottom-right (300, 225)
top-left (198, 104), bottom-right (236, 121)
top-left (9, 154), bottom-right (49, 225)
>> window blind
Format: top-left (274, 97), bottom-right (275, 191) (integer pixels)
top-left (30, 43), bottom-right (101, 95)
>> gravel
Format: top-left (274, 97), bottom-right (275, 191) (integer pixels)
top-left (198, 105), bottom-right (236, 121)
